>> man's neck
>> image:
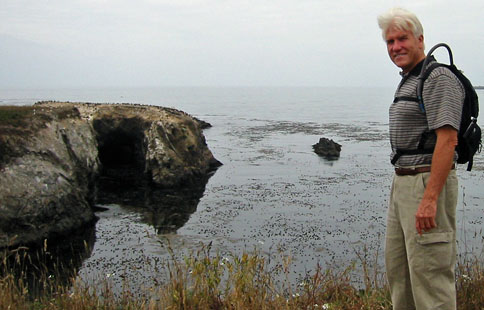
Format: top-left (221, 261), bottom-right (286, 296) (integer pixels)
top-left (402, 55), bottom-right (427, 76)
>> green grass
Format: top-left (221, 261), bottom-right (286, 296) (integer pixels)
top-left (0, 104), bottom-right (78, 130)
top-left (0, 106), bottom-right (34, 127)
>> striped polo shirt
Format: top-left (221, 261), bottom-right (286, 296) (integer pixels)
top-left (389, 58), bottom-right (465, 167)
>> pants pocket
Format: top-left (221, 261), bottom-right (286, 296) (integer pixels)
top-left (415, 231), bottom-right (454, 272)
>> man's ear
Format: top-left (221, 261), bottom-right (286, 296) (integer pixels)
top-left (418, 35), bottom-right (425, 48)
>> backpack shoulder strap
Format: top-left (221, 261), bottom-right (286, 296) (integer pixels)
top-left (415, 62), bottom-right (445, 113)
top-left (393, 69), bottom-right (421, 104)
top-left (393, 96), bottom-right (419, 103)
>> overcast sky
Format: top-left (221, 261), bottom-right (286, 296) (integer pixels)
top-left (1, 0), bottom-right (483, 88)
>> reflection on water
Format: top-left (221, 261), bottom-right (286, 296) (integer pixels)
top-left (144, 185), bottom-right (209, 234)
top-left (1, 223), bottom-right (95, 299)
top-left (73, 169), bottom-right (216, 297)
top-left (97, 167), bottom-right (216, 235)
top-left (4, 162), bottom-right (215, 298)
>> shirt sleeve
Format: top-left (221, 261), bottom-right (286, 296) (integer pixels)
top-left (422, 67), bottom-right (464, 131)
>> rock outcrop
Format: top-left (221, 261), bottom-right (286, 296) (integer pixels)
top-left (0, 102), bottom-right (221, 248)
top-left (312, 137), bottom-right (342, 159)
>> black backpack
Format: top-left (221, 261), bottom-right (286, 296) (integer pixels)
top-left (392, 43), bottom-right (482, 171)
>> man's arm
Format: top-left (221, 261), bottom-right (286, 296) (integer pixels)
top-left (415, 125), bottom-right (458, 235)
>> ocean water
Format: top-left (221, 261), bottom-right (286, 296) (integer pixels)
top-left (2, 87), bottom-right (484, 294)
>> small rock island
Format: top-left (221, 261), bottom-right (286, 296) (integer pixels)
top-left (312, 137), bottom-right (342, 159)
top-left (0, 102), bottom-right (221, 248)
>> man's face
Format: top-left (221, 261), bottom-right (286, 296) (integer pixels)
top-left (385, 26), bottom-right (425, 73)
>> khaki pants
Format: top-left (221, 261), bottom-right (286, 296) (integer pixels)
top-left (385, 170), bottom-right (458, 310)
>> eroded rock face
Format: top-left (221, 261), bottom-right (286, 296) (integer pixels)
top-left (0, 105), bottom-right (99, 247)
top-left (0, 102), bottom-right (221, 248)
top-left (88, 103), bottom-right (221, 188)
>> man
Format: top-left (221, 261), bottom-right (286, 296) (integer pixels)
top-left (377, 8), bottom-right (464, 310)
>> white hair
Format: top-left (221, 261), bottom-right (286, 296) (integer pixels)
top-left (377, 7), bottom-right (424, 41)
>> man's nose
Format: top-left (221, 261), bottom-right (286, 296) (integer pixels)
top-left (392, 41), bottom-right (402, 51)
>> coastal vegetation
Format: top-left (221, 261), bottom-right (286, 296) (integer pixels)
top-left (1, 242), bottom-right (484, 310)
top-left (0, 106), bottom-right (33, 125)
top-left (0, 104), bottom-right (76, 129)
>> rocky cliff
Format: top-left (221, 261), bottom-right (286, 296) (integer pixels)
top-left (0, 102), bottom-right (221, 248)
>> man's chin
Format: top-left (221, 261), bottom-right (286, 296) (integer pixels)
top-left (393, 59), bottom-right (408, 70)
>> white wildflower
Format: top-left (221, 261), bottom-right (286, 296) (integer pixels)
top-left (220, 257), bottom-right (230, 266)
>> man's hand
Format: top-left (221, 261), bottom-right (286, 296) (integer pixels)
top-left (416, 198), bottom-right (437, 235)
